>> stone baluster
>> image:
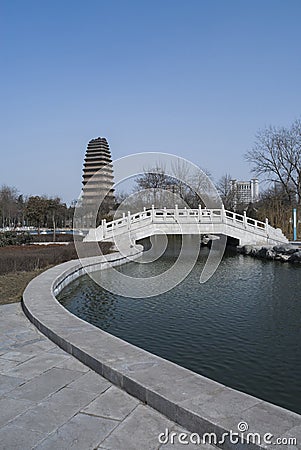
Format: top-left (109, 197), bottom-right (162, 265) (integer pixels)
top-left (243, 211), bottom-right (247, 229)
top-left (198, 204), bottom-right (202, 222)
top-left (221, 205), bottom-right (225, 222)
top-left (102, 219), bottom-right (106, 238)
top-left (127, 211), bottom-right (131, 230)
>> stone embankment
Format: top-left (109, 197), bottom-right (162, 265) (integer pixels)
top-left (238, 243), bottom-right (301, 263)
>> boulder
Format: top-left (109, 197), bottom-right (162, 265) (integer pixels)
top-left (273, 245), bottom-right (298, 255)
top-left (239, 245), bottom-right (254, 255)
top-left (266, 249), bottom-right (276, 260)
top-left (288, 250), bottom-right (301, 263)
top-left (256, 247), bottom-right (276, 260)
top-left (275, 254), bottom-right (290, 262)
top-left (250, 245), bottom-right (264, 256)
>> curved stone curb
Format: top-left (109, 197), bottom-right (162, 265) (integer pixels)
top-left (22, 250), bottom-right (301, 449)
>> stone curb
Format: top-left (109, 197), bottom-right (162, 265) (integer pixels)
top-left (22, 250), bottom-right (301, 449)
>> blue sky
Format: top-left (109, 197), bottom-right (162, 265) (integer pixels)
top-left (1, 0), bottom-right (301, 204)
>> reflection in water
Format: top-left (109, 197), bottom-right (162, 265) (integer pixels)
top-left (58, 247), bottom-right (301, 414)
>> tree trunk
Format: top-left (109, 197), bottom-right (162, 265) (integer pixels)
top-left (52, 214), bottom-right (56, 242)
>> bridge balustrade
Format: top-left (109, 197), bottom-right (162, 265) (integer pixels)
top-left (87, 206), bottom-right (288, 245)
top-left (101, 207), bottom-right (270, 237)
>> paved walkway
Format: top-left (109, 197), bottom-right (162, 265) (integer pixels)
top-left (0, 303), bottom-right (215, 450)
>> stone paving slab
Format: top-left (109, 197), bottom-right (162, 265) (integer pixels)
top-left (0, 397), bottom-right (34, 428)
top-left (83, 385), bottom-right (139, 420)
top-left (0, 373), bottom-right (26, 396)
top-left (9, 366), bottom-right (82, 402)
top-left (34, 413), bottom-right (119, 450)
top-left (0, 303), bottom-right (197, 450)
top-left (67, 368), bottom-right (111, 394)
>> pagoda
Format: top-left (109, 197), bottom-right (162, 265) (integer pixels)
top-left (82, 137), bottom-right (115, 216)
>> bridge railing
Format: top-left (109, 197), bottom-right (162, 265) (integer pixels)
top-left (224, 210), bottom-right (287, 242)
top-left (86, 204), bottom-right (288, 244)
top-left (96, 206), bottom-right (274, 239)
top-left (224, 210), bottom-right (267, 231)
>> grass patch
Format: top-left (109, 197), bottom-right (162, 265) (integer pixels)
top-left (0, 242), bottom-right (112, 275)
top-left (0, 269), bottom-right (49, 305)
top-left (0, 241), bottom-right (113, 305)
top-left (0, 244), bottom-right (77, 275)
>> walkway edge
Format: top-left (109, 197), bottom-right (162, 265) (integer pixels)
top-left (22, 250), bottom-right (301, 450)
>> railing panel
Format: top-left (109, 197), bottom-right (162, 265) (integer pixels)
top-left (234, 215), bottom-right (243, 222)
top-left (257, 222), bottom-right (265, 229)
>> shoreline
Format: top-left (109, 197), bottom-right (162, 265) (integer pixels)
top-left (237, 243), bottom-right (301, 263)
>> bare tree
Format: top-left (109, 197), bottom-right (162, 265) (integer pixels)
top-left (133, 162), bottom-right (213, 210)
top-left (46, 197), bottom-right (63, 241)
top-left (245, 119), bottom-right (301, 205)
top-left (170, 160), bottom-right (213, 207)
top-left (255, 185), bottom-right (293, 237)
top-left (216, 174), bottom-right (236, 210)
top-left (0, 185), bottom-right (19, 228)
top-left (134, 165), bottom-right (176, 208)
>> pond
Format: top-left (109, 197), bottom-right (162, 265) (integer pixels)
top-left (58, 245), bottom-right (301, 414)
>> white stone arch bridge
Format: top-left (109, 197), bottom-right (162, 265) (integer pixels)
top-left (84, 206), bottom-right (288, 246)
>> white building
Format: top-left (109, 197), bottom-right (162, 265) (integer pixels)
top-left (230, 178), bottom-right (259, 205)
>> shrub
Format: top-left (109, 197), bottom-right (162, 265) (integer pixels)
top-left (0, 231), bottom-right (33, 247)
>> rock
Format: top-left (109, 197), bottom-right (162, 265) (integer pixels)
top-left (273, 245), bottom-right (298, 255)
top-left (255, 247), bottom-right (265, 258)
top-left (276, 254), bottom-right (290, 262)
top-left (266, 249), bottom-right (276, 260)
top-left (256, 247), bottom-right (276, 260)
top-left (237, 244), bottom-right (301, 263)
top-left (288, 250), bottom-right (301, 262)
top-left (238, 244), bottom-right (300, 264)
top-left (239, 245), bottom-right (253, 255)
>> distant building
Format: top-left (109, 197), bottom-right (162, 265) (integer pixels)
top-left (230, 178), bottom-right (259, 206)
top-left (82, 137), bottom-right (115, 215)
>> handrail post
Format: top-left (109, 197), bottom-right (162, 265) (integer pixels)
top-left (221, 204), bottom-right (225, 223)
top-left (175, 204), bottom-right (178, 219)
top-left (266, 218), bottom-right (269, 243)
top-left (127, 211), bottom-right (131, 230)
top-left (198, 204), bottom-right (202, 222)
top-left (102, 219), bottom-right (106, 238)
top-left (151, 204), bottom-right (155, 222)
top-left (243, 211), bottom-right (247, 229)
top-left (163, 207), bottom-right (167, 218)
